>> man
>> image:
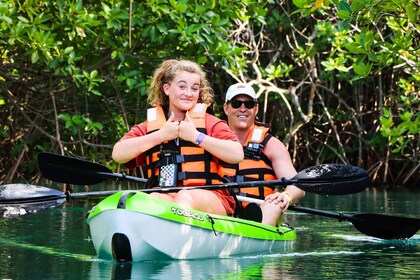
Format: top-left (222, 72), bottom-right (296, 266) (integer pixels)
top-left (223, 83), bottom-right (305, 226)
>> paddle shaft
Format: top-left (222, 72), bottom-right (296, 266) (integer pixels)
top-left (96, 172), bottom-right (147, 183)
top-left (237, 196), bottom-right (356, 222)
top-left (38, 152), bottom-right (370, 195)
top-left (1, 184), bottom-right (418, 239)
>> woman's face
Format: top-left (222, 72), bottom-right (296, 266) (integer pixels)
top-left (163, 70), bottom-right (200, 114)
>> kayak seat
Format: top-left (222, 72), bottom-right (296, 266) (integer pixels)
top-left (237, 203), bottom-right (263, 223)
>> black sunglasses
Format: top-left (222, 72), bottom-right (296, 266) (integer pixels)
top-left (229, 100), bottom-right (257, 109)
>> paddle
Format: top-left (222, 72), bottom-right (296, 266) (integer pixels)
top-left (0, 184), bottom-right (68, 217)
top-left (37, 152), bottom-right (370, 195)
top-left (237, 196), bottom-right (420, 240)
top-left (37, 152), bottom-right (148, 186)
top-left (1, 184), bottom-right (418, 240)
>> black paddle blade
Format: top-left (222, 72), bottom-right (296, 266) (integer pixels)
top-left (293, 164), bottom-right (370, 195)
top-left (351, 213), bottom-right (420, 240)
top-left (38, 152), bottom-right (111, 185)
top-left (0, 183), bottom-right (64, 203)
top-left (0, 184), bottom-right (66, 217)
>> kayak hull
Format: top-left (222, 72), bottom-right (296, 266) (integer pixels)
top-left (86, 191), bottom-right (296, 261)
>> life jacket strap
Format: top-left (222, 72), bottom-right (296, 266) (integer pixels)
top-left (155, 152), bottom-right (185, 167)
top-left (177, 171), bottom-right (223, 181)
top-left (244, 134), bottom-right (272, 160)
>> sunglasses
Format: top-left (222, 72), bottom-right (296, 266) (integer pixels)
top-left (229, 100), bottom-right (257, 109)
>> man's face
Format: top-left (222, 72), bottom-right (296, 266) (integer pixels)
top-left (224, 94), bottom-right (258, 131)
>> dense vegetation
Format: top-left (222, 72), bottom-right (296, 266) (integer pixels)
top-left (1, 0), bottom-right (418, 187)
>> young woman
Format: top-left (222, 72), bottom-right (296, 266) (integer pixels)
top-left (112, 59), bottom-right (243, 216)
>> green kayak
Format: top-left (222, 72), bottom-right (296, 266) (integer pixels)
top-left (86, 191), bottom-right (296, 262)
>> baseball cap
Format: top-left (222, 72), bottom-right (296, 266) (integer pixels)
top-left (225, 83), bottom-right (257, 103)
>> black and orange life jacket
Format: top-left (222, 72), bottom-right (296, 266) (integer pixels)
top-left (224, 123), bottom-right (277, 199)
top-left (144, 104), bottom-right (224, 187)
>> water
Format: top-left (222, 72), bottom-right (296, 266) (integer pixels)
top-left (0, 188), bottom-right (419, 279)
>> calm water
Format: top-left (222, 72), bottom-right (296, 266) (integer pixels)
top-left (0, 187), bottom-right (419, 279)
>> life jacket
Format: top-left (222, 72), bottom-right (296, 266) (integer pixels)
top-left (144, 104), bottom-right (224, 187)
top-left (224, 123), bottom-right (276, 199)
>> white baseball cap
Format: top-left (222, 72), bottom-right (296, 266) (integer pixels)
top-left (225, 83), bottom-right (257, 103)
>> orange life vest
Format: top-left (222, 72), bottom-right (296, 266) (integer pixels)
top-left (145, 104), bottom-right (224, 187)
top-left (224, 123), bottom-right (276, 199)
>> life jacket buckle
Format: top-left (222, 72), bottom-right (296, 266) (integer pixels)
top-left (244, 142), bottom-right (262, 160)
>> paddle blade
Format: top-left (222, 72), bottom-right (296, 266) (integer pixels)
top-left (38, 152), bottom-right (111, 185)
top-left (0, 183), bottom-right (64, 203)
top-left (352, 213), bottom-right (420, 240)
top-left (0, 184), bottom-right (66, 217)
top-left (293, 164), bottom-right (370, 195)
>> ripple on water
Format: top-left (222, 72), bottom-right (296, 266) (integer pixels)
top-left (333, 234), bottom-right (420, 245)
top-left (242, 250), bottom-right (365, 259)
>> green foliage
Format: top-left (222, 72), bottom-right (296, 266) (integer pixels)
top-left (0, 0), bottom-right (418, 185)
top-left (57, 113), bottom-right (103, 137)
top-left (0, 0), bottom-right (262, 175)
top-left (314, 0), bottom-right (419, 158)
top-left (380, 77), bottom-right (420, 155)
top-left (380, 108), bottom-right (419, 154)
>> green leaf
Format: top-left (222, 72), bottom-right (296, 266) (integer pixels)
top-left (90, 70), bottom-right (98, 79)
top-left (125, 70), bottom-right (141, 78)
top-left (185, 24), bottom-right (203, 34)
top-left (90, 90), bottom-right (102, 96)
top-left (353, 62), bottom-right (372, 76)
top-left (156, 22), bottom-right (168, 34)
top-left (338, 1), bottom-right (352, 13)
top-left (337, 10), bottom-right (351, 20)
top-left (111, 50), bottom-right (118, 59)
top-left (344, 42), bottom-right (365, 54)
top-left (380, 116), bottom-right (393, 127)
top-left (292, 0), bottom-right (308, 9)
top-left (31, 50), bottom-right (39, 63)
top-left (405, 4), bottom-right (417, 24)
top-left (64, 47), bottom-right (74, 54)
top-left (57, 113), bottom-right (71, 122)
top-left (71, 115), bottom-right (84, 127)
top-left (399, 111), bottom-right (412, 122)
top-left (126, 78), bottom-right (137, 89)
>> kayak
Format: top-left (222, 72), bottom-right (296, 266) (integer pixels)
top-left (86, 191), bottom-right (296, 262)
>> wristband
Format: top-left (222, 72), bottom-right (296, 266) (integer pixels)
top-left (282, 191), bottom-right (293, 205)
top-left (195, 132), bottom-right (205, 145)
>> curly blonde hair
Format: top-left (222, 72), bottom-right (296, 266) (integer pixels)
top-left (148, 59), bottom-right (214, 107)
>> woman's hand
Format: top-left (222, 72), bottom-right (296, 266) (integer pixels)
top-left (178, 111), bottom-right (199, 143)
top-left (160, 112), bottom-right (181, 142)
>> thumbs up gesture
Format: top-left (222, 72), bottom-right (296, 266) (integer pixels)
top-left (159, 112), bottom-right (180, 141)
top-left (179, 111), bottom-right (198, 143)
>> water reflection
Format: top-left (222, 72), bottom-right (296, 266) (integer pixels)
top-left (88, 257), bottom-right (295, 280)
top-left (87, 243), bottom-right (420, 280)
